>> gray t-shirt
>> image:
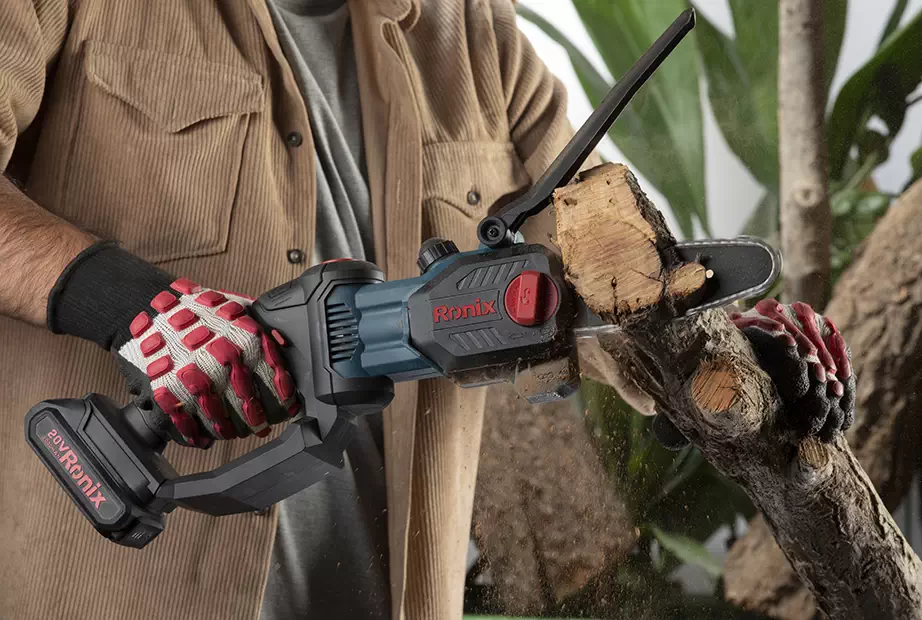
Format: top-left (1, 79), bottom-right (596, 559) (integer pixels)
top-left (259, 1), bottom-right (389, 618)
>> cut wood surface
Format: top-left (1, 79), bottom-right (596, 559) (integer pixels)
top-left (554, 165), bottom-right (707, 317)
top-left (555, 162), bottom-right (922, 619)
top-left (724, 176), bottom-right (922, 618)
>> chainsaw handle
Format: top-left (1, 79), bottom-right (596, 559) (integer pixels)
top-left (25, 394), bottom-right (373, 550)
top-left (251, 259), bottom-right (396, 436)
top-left (155, 414), bottom-right (356, 514)
top-left (159, 260), bottom-right (396, 515)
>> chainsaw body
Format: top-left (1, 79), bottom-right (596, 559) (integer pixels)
top-left (25, 243), bottom-right (578, 547)
top-left (24, 9), bottom-right (782, 549)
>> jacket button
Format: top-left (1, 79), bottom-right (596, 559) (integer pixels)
top-left (286, 131), bottom-right (303, 147)
top-left (287, 249), bottom-right (305, 264)
top-left (467, 190), bottom-right (481, 206)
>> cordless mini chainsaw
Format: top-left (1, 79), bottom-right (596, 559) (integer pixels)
top-left (25, 8), bottom-right (780, 549)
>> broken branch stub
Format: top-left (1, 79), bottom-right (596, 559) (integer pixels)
top-left (553, 162), bottom-right (922, 619)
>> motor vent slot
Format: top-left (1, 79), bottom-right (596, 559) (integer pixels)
top-left (326, 302), bottom-right (359, 362)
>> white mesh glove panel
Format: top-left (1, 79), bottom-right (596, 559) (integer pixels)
top-left (118, 278), bottom-right (299, 447)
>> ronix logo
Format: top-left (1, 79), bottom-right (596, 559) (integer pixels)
top-left (42, 428), bottom-right (107, 511)
top-left (433, 298), bottom-right (497, 323)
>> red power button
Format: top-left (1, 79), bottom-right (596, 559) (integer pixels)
top-left (504, 270), bottom-right (559, 326)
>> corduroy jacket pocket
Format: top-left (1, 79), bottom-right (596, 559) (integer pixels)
top-left (421, 142), bottom-right (530, 250)
top-left (58, 41), bottom-right (264, 264)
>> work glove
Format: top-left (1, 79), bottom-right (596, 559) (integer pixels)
top-left (651, 299), bottom-right (856, 450)
top-left (47, 241), bottom-right (299, 448)
top-left (117, 279), bottom-right (298, 447)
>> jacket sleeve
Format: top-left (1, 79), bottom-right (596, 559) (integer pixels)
top-left (489, 0), bottom-right (601, 245)
top-left (0, 1), bottom-right (71, 171)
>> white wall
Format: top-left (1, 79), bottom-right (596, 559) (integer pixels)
top-left (518, 0), bottom-right (922, 239)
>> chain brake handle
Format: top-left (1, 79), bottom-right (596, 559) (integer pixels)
top-left (476, 8), bottom-right (696, 248)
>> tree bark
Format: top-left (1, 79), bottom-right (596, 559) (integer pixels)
top-left (554, 162), bottom-right (922, 619)
top-left (725, 177), bottom-right (922, 618)
top-left (779, 0), bottom-right (831, 307)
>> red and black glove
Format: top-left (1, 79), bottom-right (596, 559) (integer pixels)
top-left (652, 299), bottom-right (856, 450)
top-left (47, 241), bottom-right (300, 448)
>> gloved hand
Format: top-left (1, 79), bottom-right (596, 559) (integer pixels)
top-left (652, 299), bottom-right (856, 450)
top-left (47, 241), bottom-right (300, 448)
top-left (117, 278), bottom-right (298, 447)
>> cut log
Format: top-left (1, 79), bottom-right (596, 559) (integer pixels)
top-left (554, 162), bottom-right (922, 619)
top-left (725, 176), bottom-right (922, 618)
top-left (554, 165), bottom-right (708, 317)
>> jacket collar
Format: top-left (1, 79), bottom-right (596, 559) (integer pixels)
top-left (374, 0), bottom-right (420, 29)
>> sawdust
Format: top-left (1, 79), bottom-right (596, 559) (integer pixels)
top-left (472, 383), bottom-right (637, 615)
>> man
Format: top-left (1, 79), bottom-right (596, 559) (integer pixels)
top-left (0, 1), bottom-right (854, 618)
top-left (0, 1), bottom-right (571, 618)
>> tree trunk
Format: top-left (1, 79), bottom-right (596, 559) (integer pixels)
top-left (554, 162), bottom-right (922, 619)
top-left (725, 176), bottom-right (922, 618)
top-left (779, 0), bottom-right (831, 307)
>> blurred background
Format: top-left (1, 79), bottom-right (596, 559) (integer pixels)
top-left (518, 0), bottom-right (922, 239)
top-left (462, 1), bottom-right (922, 618)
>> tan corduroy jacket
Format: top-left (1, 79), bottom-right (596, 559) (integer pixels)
top-left (0, 0), bottom-right (569, 618)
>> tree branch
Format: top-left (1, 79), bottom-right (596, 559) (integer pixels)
top-left (725, 177), bottom-right (922, 618)
top-left (555, 162), bottom-right (922, 619)
top-left (779, 0), bottom-right (831, 307)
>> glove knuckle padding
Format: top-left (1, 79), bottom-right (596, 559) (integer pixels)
top-left (732, 301), bottom-right (856, 443)
top-left (117, 282), bottom-right (296, 444)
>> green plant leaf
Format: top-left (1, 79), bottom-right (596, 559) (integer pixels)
top-left (650, 525), bottom-right (723, 578)
top-left (827, 10), bottom-right (922, 179)
top-left (879, 0), bottom-right (909, 48)
top-left (830, 189), bottom-right (892, 281)
top-left (694, 5), bottom-right (778, 191)
top-left (824, 0), bottom-right (849, 95)
top-left (646, 459), bottom-right (750, 542)
top-left (742, 191), bottom-right (779, 239)
top-left (909, 144), bottom-right (922, 188)
top-left (571, 0), bottom-right (708, 237)
top-left (654, 446), bottom-right (705, 502)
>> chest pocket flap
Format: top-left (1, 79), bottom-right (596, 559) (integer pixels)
top-left (85, 41), bottom-right (264, 132)
top-left (59, 41), bottom-right (265, 264)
